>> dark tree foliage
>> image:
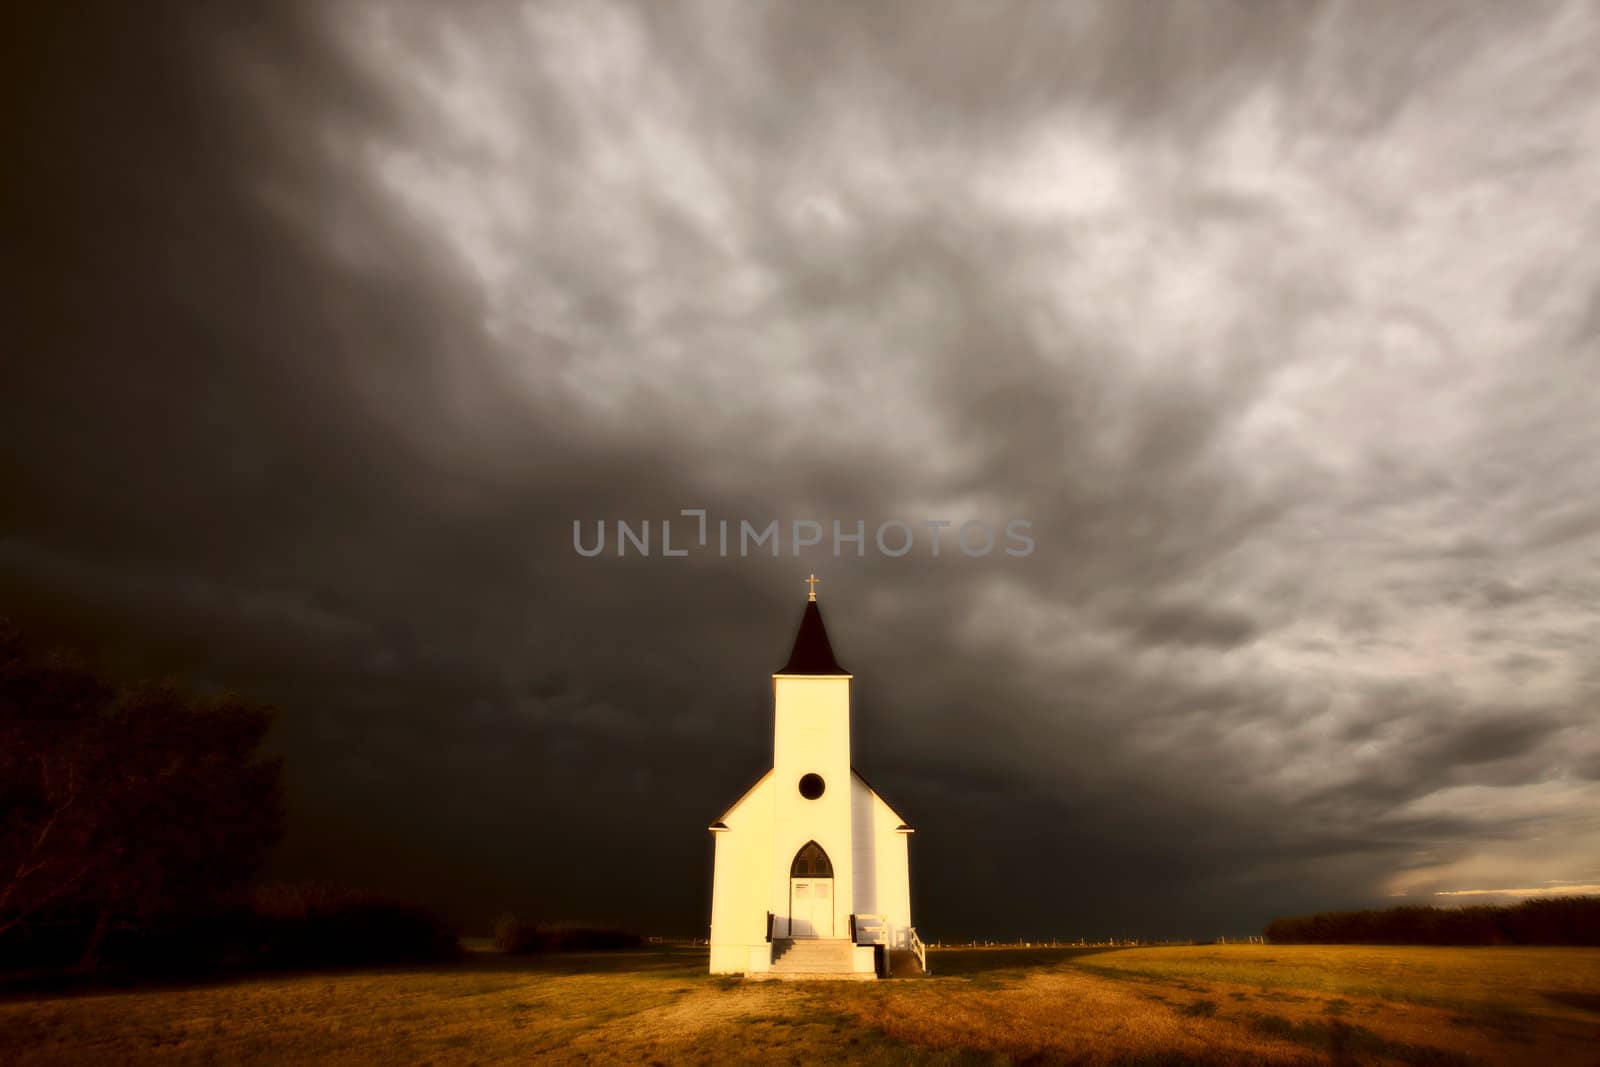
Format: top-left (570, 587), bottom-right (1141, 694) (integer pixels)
top-left (0, 624), bottom-right (284, 971)
top-left (233, 884), bottom-right (460, 969)
top-left (1264, 897), bottom-right (1600, 946)
top-left (494, 914), bottom-right (642, 954)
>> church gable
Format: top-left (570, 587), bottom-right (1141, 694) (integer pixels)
top-left (711, 769), bottom-right (773, 828)
top-left (851, 768), bottom-right (912, 831)
top-left (716, 766), bottom-right (908, 831)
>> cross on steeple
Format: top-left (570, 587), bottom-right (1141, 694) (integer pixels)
top-left (805, 573), bottom-right (820, 601)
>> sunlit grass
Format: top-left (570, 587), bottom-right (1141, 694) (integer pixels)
top-left (3, 944), bottom-right (1598, 1064)
top-left (1078, 944), bottom-right (1600, 1019)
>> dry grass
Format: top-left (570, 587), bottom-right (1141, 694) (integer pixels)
top-left (1078, 943), bottom-right (1600, 1019)
top-left (860, 944), bottom-right (1600, 1065)
top-left (2, 944), bottom-right (1597, 1064)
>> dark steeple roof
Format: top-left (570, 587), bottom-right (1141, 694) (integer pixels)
top-left (778, 599), bottom-right (848, 675)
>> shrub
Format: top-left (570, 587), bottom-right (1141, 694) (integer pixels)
top-left (494, 914), bottom-right (544, 955)
top-left (241, 884), bottom-right (461, 969)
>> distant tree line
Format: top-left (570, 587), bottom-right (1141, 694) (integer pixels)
top-left (0, 624), bottom-right (457, 981)
top-left (494, 915), bottom-right (642, 955)
top-left (1264, 898), bottom-right (1600, 946)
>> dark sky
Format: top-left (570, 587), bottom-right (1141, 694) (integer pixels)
top-left (6, 2), bottom-right (1599, 940)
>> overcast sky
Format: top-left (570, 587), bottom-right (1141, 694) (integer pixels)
top-left (7, 1), bottom-right (1600, 938)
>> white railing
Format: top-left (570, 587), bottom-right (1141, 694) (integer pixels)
top-left (850, 915), bottom-right (928, 974)
top-left (853, 913), bottom-right (888, 944)
top-left (908, 926), bottom-right (927, 974)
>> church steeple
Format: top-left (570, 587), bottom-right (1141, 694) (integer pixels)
top-left (777, 588), bottom-right (849, 675)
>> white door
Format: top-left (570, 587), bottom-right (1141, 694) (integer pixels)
top-left (811, 878), bottom-right (834, 937)
top-left (789, 878), bottom-right (834, 937)
top-left (789, 880), bottom-right (812, 937)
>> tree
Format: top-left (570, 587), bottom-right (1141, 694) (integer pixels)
top-left (0, 623), bottom-right (284, 969)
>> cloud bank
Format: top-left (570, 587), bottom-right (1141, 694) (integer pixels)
top-left (7, 0), bottom-right (1599, 936)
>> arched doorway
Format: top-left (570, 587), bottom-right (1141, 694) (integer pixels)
top-left (789, 841), bottom-right (835, 938)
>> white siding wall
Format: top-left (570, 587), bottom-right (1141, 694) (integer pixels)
top-left (850, 774), bottom-right (880, 916)
top-left (875, 795), bottom-right (913, 947)
top-left (851, 774), bottom-right (913, 947)
top-left (708, 774), bottom-right (773, 973)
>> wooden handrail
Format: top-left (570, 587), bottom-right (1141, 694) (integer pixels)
top-left (908, 926), bottom-right (928, 974)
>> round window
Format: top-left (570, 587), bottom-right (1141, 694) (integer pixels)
top-left (798, 773), bottom-right (825, 799)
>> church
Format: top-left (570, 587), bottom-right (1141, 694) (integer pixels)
top-left (708, 577), bottom-right (924, 978)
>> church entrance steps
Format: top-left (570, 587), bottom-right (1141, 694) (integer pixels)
top-left (755, 937), bottom-right (873, 979)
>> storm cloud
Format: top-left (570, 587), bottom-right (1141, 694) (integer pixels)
top-left (6, 0), bottom-right (1599, 937)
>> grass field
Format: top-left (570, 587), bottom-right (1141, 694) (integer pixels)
top-left (3, 944), bottom-right (1597, 1064)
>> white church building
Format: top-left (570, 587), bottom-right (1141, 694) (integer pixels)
top-left (708, 579), bottom-right (924, 978)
